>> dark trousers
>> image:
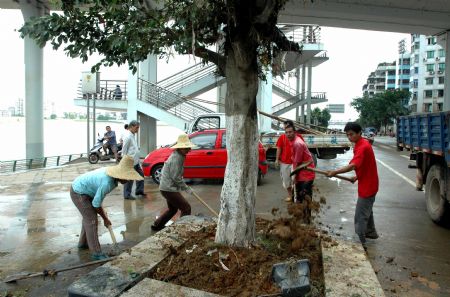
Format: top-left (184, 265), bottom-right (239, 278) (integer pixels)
top-left (70, 187), bottom-right (102, 253)
top-left (123, 164), bottom-right (145, 197)
top-left (355, 196), bottom-right (377, 244)
top-left (293, 180), bottom-right (314, 223)
top-left (293, 180), bottom-right (314, 203)
top-left (153, 191), bottom-right (191, 228)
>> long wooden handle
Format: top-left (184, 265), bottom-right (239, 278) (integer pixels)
top-left (107, 225), bottom-right (118, 245)
top-left (306, 167), bottom-right (355, 183)
top-left (191, 191), bottom-right (219, 217)
top-left (4, 257), bottom-right (116, 283)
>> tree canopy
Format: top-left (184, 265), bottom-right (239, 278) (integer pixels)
top-left (351, 89), bottom-right (410, 130)
top-left (310, 107), bottom-right (331, 128)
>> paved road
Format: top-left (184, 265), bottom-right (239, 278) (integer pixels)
top-left (0, 137), bottom-right (449, 296)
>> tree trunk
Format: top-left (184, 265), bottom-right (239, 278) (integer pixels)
top-left (215, 42), bottom-right (259, 247)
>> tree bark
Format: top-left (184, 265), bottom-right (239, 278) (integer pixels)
top-left (215, 41), bottom-right (259, 247)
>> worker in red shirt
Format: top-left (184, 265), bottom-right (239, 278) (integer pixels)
top-left (286, 122), bottom-right (316, 222)
top-left (275, 120), bottom-right (295, 202)
top-left (327, 122), bottom-right (379, 249)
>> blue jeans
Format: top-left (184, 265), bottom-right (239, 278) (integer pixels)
top-left (123, 164), bottom-right (145, 197)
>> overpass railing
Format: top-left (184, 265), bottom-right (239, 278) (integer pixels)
top-left (0, 153), bottom-right (87, 174)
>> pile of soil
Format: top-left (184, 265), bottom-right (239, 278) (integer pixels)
top-left (150, 198), bottom-right (327, 297)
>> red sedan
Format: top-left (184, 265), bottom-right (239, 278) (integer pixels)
top-left (142, 129), bottom-right (268, 185)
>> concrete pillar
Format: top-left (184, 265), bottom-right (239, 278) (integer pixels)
top-left (217, 83), bottom-right (227, 113)
top-left (21, 2), bottom-right (45, 160)
top-left (306, 62), bottom-right (313, 125)
top-left (257, 71), bottom-right (273, 133)
top-left (127, 69), bottom-right (138, 121)
top-left (444, 32), bottom-right (450, 111)
top-left (301, 105), bottom-right (305, 123)
top-left (295, 67), bottom-right (301, 121)
top-left (301, 64), bottom-right (306, 123)
top-left (139, 55), bottom-right (157, 83)
top-left (138, 113), bottom-right (157, 156)
top-left (137, 55), bottom-right (158, 154)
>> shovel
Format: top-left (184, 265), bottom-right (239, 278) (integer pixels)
top-left (189, 188), bottom-right (219, 217)
top-left (107, 225), bottom-right (121, 255)
top-left (291, 162), bottom-right (355, 183)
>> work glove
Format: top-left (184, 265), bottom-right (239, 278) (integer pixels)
top-left (185, 186), bottom-right (193, 195)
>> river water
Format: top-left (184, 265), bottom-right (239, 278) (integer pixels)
top-left (0, 117), bottom-right (183, 161)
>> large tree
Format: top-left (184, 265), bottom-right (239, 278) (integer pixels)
top-left (351, 89), bottom-right (410, 130)
top-left (20, 0), bottom-right (303, 247)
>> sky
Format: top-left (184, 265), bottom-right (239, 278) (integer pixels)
top-left (0, 8), bottom-right (410, 121)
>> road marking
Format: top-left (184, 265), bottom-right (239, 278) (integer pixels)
top-left (376, 158), bottom-right (416, 188)
top-left (400, 155), bottom-right (410, 159)
top-left (376, 143), bottom-right (394, 150)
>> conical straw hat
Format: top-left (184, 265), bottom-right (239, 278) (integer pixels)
top-left (171, 134), bottom-right (197, 149)
top-left (106, 155), bottom-right (144, 180)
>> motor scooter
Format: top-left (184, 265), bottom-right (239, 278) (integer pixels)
top-left (88, 135), bottom-right (122, 164)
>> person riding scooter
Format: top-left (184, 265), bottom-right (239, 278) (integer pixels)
top-left (88, 134), bottom-right (122, 164)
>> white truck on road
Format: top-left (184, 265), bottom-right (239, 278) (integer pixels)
top-left (186, 112), bottom-right (351, 162)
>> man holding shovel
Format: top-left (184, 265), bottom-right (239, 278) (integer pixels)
top-left (326, 122), bottom-right (379, 249)
top-left (70, 156), bottom-right (143, 260)
top-left (151, 134), bottom-right (196, 232)
top-left (286, 123), bottom-right (316, 223)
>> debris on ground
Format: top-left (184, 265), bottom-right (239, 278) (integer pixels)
top-left (150, 196), bottom-right (326, 297)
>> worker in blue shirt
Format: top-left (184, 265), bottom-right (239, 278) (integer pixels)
top-left (70, 156), bottom-right (143, 260)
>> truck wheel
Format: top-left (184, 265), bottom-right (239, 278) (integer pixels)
top-left (88, 153), bottom-right (99, 164)
top-left (425, 164), bottom-right (450, 224)
top-left (151, 164), bottom-right (164, 184)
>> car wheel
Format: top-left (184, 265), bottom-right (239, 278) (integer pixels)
top-left (257, 169), bottom-right (263, 186)
top-left (88, 153), bottom-right (99, 164)
top-left (151, 164), bottom-right (164, 184)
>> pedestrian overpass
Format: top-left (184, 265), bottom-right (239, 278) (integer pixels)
top-left (1, 0), bottom-right (450, 159)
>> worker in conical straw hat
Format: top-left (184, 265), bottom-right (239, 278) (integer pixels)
top-left (151, 134), bottom-right (196, 232)
top-left (70, 155), bottom-right (143, 260)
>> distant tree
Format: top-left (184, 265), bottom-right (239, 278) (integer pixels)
top-left (50, 114), bottom-right (57, 119)
top-left (97, 114), bottom-right (113, 121)
top-left (310, 107), bottom-right (331, 128)
top-left (351, 89), bottom-right (410, 131)
top-left (20, 0), bottom-right (307, 247)
top-left (63, 112), bottom-right (77, 119)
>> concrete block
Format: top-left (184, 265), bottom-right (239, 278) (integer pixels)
top-left (121, 278), bottom-right (222, 297)
top-left (68, 215), bottom-right (215, 297)
top-left (322, 239), bottom-right (385, 297)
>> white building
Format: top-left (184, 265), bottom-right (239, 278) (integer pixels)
top-left (410, 34), bottom-right (446, 113)
top-left (362, 61), bottom-right (398, 98)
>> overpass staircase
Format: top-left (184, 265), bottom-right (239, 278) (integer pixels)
top-left (74, 79), bottom-right (214, 130)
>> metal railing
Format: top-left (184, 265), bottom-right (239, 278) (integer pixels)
top-left (272, 92), bottom-right (327, 114)
top-left (158, 62), bottom-right (218, 93)
top-left (77, 80), bottom-right (128, 101)
top-left (0, 153), bottom-right (87, 173)
top-left (279, 24), bottom-right (321, 44)
top-left (138, 78), bottom-right (214, 122)
top-left (272, 78), bottom-right (298, 97)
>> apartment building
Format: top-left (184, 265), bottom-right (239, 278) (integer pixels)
top-left (362, 61), bottom-right (404, 98)
top-left (409, 34), bottom-right (446, 113)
